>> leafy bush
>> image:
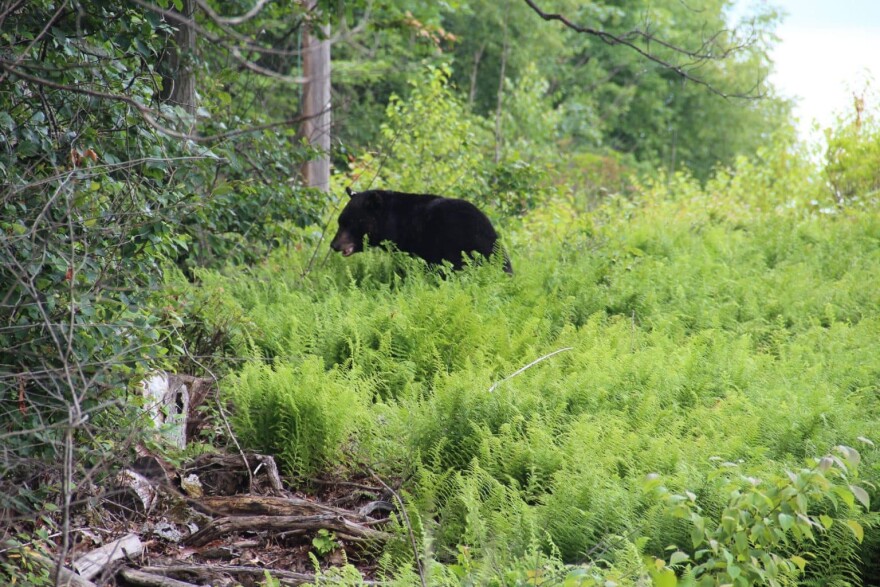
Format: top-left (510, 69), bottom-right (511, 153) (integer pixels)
top-left (824, 89), bottom-right (880, 205)
top-left (0, 0), bottom-right (327, 562)
top-left (651, 446), bottom-right (872, 586)
top-left (342, 64), bottom-right (555, 217)
top-left (0, 1), bottom-right (191, 500)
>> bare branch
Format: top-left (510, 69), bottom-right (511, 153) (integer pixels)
top-left (128, 0), bottom-right (305, 61)
top-left (522, 0), bottom-right (764, 99)
top-left (0, 60), bottom-right (195, 139)
top-left (193, 0), bottom-right (270, 26)
top-left (0, 0), bottom-right (29, 27)
top-left (488, 347), bottom-right (573, 393)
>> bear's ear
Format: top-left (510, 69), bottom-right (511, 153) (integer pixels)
top-left (345, 187), bottom-right (354, 198)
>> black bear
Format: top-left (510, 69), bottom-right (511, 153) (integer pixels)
top-left (330, 188), bottom-right (512, 273)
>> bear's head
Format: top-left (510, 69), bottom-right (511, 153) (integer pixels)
top-left (330, 188), bottom-right (381, 257)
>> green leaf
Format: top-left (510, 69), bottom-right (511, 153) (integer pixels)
top-left (145, 10), bottom-right (161, 29)
top-left (832, 486), bottom-right (855, 509)
top-left (652, 568), bottom-right (677, 587)
top-left (850, 485), bottom-right (870, 509)
top-left (134, 38), bottom-right (151, 58)
top-left (0, 111), bottom-right (14, 130)
top-left (690, 526), bottom-right (704, 549)
top-left (790, 556), bottom-right (807, 572)
top-left (844, 519), bottom-right (864, 543)
top-left (834, 445), bottom-right (860, 468)
top-left (819, 514), bottom-right (834, 530)
top-left (564, 570), bottom-right (596, 587)
top-left (669, 551), bottom-right (689, 566)
top-left (778, 513), bottom-right (794, 531)
top-left (733, 531), bottom-right (748, 554)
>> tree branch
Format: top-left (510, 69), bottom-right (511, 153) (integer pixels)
top-left (128, 0), bottom-right (307, 63)
top-left (0, 60), bottom-right (326, 143)
top-left (522, 0), bottom-right (764, 99)
top-left (193, 0), bottom-right (270, 26)
top-left (0, 0), bottom-right (69, 85)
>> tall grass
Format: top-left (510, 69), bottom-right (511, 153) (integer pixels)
top-left (197, 160), bottom-right (879, 584)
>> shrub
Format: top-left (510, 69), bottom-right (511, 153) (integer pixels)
top-left (824, 90), bottom-right (880, 205)
top-left (651, 446), bottom-right (872, 587)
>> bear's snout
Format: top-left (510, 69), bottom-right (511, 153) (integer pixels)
top-left (330, 231), bottom-right (357, 257)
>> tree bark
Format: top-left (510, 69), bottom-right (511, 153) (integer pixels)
top-left (136, 565), bottom-right (317, 585)
top-left (193, 494), bottom-right (371, 519)
top-left (494, 17), bottom-right (510, 164)
top-left (186, 514), bottom-right (391, 546)
top-left (468, 42), bottom-right (486, 107)
top-left (160, 0), bottom-right (197, 119)
top-left (300, 1), bottom-right (331, 192)
top-left (119, 568), bottom-right (199, 587)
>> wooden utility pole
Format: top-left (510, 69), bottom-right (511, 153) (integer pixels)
top-left (300, 2), bottom-right (331, 192)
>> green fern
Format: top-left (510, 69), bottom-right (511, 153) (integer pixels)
top-left (189, 131), bottom-right (880, 583)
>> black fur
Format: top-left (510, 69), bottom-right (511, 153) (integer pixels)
top-left (330, 189), bottom-right (512, 273)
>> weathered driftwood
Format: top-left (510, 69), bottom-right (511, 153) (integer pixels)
top-left (197, 537), bottom-right (262, 560)
top-left (186, 513), bottom-right (392, 546)
top-left (119, 567), bottom-right (200, 587)
top-left (194, 494), bottom-right (371, 521)
top-left (247, 452), bottom-right (284, 493)
top-left (73, 533), bottom-right (143, 580)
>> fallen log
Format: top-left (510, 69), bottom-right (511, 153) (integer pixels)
top-left (194, 494), bottom-right (372, 521)
top-left (14, 548), bottom-right (97, 587)
top-left (73, 533), bottom-right (143, 580)
top-left (137, 564), bottom-right (313, 585)
top-left (119, 567), bottom-right (199, 587)
top-left (186, 513), bottom-right (392, 547)
top-left (136, 564), bottom-right (386, 586)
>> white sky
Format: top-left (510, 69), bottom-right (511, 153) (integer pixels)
top-left (732, 0), bottom-right (880, 139)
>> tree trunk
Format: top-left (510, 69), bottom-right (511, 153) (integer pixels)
top-left (494, 18), bottom-right (510, 165)
top-left (468, 43), bottom-right (486, 108)
top-left (161, 0), bottom-right (197, 120)
top-left (300, 2), bottom-right (331, 192)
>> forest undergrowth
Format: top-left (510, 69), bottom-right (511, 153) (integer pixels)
top-left (187, 150), bottom-right (880, 586)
